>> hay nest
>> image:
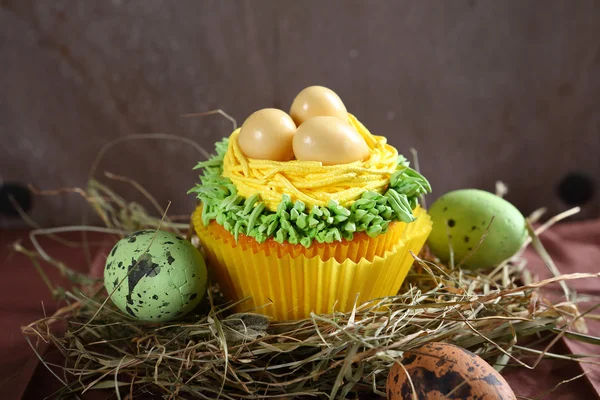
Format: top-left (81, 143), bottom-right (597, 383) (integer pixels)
top-left (15, 130), bottom-right (600, 399)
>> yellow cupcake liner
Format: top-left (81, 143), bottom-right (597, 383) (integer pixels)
top-left (192, 206), bottom-right (431, 320)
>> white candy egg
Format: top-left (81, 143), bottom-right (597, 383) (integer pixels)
top-left (290, 86), bottom-right (348, 126)
top-left (238, 108), bottom-right (296, 161)
top-left (293, 116), bottom-right (370, 165)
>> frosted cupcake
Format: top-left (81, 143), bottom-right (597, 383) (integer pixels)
top-left (189, 86), bottom-right (432, 320)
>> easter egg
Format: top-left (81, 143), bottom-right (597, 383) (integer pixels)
top-left (293, 116), bottom-right (370, 165)
top-left (427, 189), bottom-right (527, 269)
top-left (289, 85), bottom-right (348, 126)
top-left (387, 342), bottom-right (516, 400)
top-left (238, 108), bottom-right (297, 161)
top-left (103, 230), bottom-right (208, 322)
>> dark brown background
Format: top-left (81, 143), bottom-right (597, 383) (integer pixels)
top-left (1, 0), bottom-right (599, 228)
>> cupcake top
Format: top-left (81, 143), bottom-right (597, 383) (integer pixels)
top-left (189, 86), bottom-right (431, 248)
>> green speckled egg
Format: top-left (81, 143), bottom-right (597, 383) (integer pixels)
top-left (427, 189), bottom-right (527, 269)
top-left (103, 230), bottom-right (208, 322)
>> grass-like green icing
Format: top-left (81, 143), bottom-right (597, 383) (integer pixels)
top-left (188, 138), bottom-right (431, 248)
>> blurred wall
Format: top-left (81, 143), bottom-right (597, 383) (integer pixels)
top-left (1, 0), bottom-right (599, 227)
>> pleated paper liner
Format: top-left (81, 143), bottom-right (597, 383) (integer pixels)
top-left (192, 206), bottom-right (432, 320)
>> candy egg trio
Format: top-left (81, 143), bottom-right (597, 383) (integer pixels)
top-left (237, 86), bottom-right (370, 165)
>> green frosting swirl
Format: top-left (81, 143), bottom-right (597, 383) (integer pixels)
top-left (188, 138), bottom-right (431, 248)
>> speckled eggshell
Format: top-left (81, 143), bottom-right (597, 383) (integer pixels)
top-left (427, 189), bottom-right (527, 269)
top-left (104, 230), bottom-right (208, 322)
top-left (386, 342), bottom-right (516, 400)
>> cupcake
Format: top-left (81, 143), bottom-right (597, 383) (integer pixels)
top-left (189, 86), bottom-right (432, 320)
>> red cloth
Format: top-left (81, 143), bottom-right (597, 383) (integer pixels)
top-left (0, 231), bottom-right (114, 400)
top-left (516, 219), bottom-right (600, 395)
top-left (1, 218), bottom-right (599, 399)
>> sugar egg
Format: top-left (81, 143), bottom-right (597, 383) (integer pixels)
top-left (293, 116), bottom-right (370, 165)
top-left (427, 189), bottom-right (527, 269)
top-left (289, 86), bottom-right (348, 126)
top-left (238, 108), bottom-right (296, 161)
top-left (103, 230), bottom-right (208, 322)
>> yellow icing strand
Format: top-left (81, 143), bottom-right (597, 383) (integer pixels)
top-left (222, 113), bottom-right (398, 211)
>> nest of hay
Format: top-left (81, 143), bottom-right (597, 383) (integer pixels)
top-left (16, 130), bottom-right (600, 399)
top-left (17, 179), bottom-right (600, 400)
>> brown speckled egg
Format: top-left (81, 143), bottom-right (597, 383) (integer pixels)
top-left (386, 342), bottom-right (516, 400)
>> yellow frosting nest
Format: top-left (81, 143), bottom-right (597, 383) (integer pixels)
top-left (222, 114), bottom-right (398, 211)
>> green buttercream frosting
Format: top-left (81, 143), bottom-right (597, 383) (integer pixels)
top-left (188, 138), bottom-right (431, 248)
